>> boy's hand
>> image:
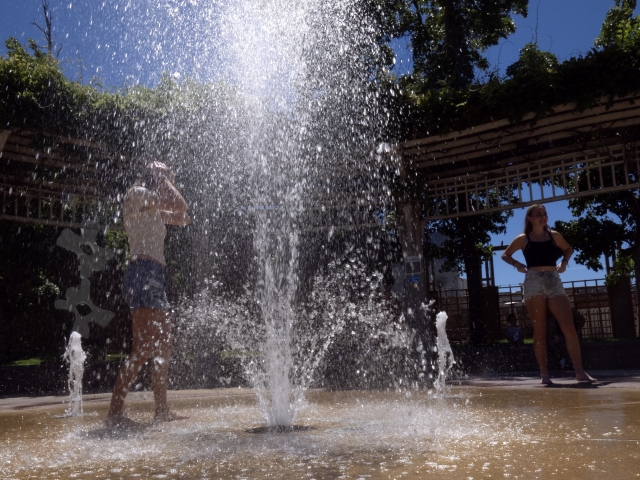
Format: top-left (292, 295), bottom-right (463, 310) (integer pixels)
top-left (148, 161), bottom-right (176, 184)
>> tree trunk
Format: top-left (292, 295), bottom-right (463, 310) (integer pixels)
top-left (459, 217), bottom-right (486, 345)
top-left (633, 245), bottom-right (640, 337)
top-left (441, 0), bottom-right (468, 89)
top-left (463, 249), bottom-right (485, 345)
top-left (632, 201), bottom-right (640, 337)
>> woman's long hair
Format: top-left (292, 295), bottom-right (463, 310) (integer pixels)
top-left (523, 204), bottom-right (551, 235)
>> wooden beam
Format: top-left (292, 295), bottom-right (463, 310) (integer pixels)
top-left (402, 94), bottom-right (640, 151)
top-left (404, 106), bottom-right (640, 166)
top-left (0, 130), bottom-right (10, 151)
top-left (1, 150), bottom-right (97, 173)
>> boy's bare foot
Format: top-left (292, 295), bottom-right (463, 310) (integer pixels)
top-left (576, 372), bottom-right (597, 383)
top-left (154, 410), bottom-right (190, 423)
top-left (541, 375), bottom-right (553, 385)
top-left (105, 414), bottom-right (145, 431)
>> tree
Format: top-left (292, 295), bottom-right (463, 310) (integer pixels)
top-left (384, 1), bottom-right (527, 344)
top-left (425, 196), bottom-right (514, 345)
top-left (595, 0), bottom-right (640, 51)
top-left (553, 0), bottom-right (640, 310)
top-left (554, 212), bottom-right (631, 282)
top-left (32, 0), bottom-right (61, 58)
top-left (378, 0), bottom-right (528, 90)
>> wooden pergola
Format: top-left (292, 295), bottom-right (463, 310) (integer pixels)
top-left (0, 129), bottom-right (125, 229)
top-left (3, 93), bottom-right (640, 230)
top-left (398, 93), bottom-right (640, 220)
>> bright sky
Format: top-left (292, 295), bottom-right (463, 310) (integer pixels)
top-left (0, 0), bottom-right (633, 286)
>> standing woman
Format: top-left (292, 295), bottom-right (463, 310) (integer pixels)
top-left (106, 161), bottom-right (191, 428)
top-left (501, 205), bottom-right (596, 385)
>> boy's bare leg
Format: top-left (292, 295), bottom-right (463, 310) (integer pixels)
top-left (150, 309), bottom-right (189, 423)
top-left (106, 308), bottom-right (155, 426)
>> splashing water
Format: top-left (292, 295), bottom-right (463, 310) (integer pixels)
top-left (205, 0), bottom-right (389, 426)
top-left (62, 332), bottom-right (86, 417)
top-left (175, 258), bottom-right (415, 427)
top-left (113, 0), bottom-right (394, 427)
top-left (434, 312), bottom-right (455, 397)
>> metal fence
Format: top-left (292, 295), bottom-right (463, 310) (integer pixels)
top-left (431, 279), bottom-right (639, 344)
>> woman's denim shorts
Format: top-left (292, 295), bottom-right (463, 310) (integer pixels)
top-left (122, 259), bottom-right (171, 310)
top-left (522, 271), bottom-right (566, 300)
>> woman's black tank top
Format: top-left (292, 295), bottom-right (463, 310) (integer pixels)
top-left (523, 232), bottom-right (563, 268)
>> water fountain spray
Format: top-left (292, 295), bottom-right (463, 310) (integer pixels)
top-left (117, 0), bottom-right (395, 428)
top-left (434, 312), bottom-right (455, 397)
top-left (62, 332), bottom-right (87, 417)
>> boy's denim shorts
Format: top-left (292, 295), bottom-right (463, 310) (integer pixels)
top-left (122, 259), bottom-right (171, 310)
top-left (522, 271), bottom-right (566, 301)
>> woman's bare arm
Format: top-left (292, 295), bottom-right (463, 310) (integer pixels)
top-left (501, 234), bottom-right (528, 273)
top-left (552, 231), bottom-right (573, 272)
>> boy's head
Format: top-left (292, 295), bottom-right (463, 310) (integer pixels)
top-left (507, 314), bottom-right (517, 326)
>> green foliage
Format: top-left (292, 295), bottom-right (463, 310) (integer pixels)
top-left (505, 43), bottom-right (559, 79)
top-left (0, 222), bottom-right (63, 310)
top-left (105, 230), bottom-right (129, 272)
top-left (394, 1), bottom-right (640, 138)
top-left (378, 2), bottom-right (526, 345)
top-left (426, 210), bottom-right (512, 275)
top-left (6, 357), bottom-right (47, 366)
top-left (0, 37), bottom-right (243, 164)
top-left (549, 8), bottom-right (640, 290)
top-left (403, 42), bottom-right (640, 137)
top-left (554, 215), bottom-right (623, 272)
top-left (555, 188), bottom-right (640, 285)
top-left (0, 221), bottom-right (75, 362)
top-left (605, 256), bottom-right (635, 287)
top-left (105, 230), bottom-right (128, 252)
top-left (380, 0), bottom-right (527, 90)
top-left (1, 37), bottom-right (115, 137)
top-left (596, 0), bottom-right (640, 51)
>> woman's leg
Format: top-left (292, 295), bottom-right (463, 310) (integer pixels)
top-left (547, 295), bottom-right (596, 382)
top-left (106, 308), bottom-right (155, 421)
top-left (524, 295), bottom-right (551, 382)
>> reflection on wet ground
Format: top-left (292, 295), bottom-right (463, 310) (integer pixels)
top-left (1, 372), bottom-right (640, 479)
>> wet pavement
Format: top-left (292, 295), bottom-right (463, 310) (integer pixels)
top-left (0, 371), bottom-right (639, 479)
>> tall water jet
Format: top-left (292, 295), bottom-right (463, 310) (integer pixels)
top-left (112, 0), bottom-right (395, 427)
top-left (214, 0), bottom-right (391, 427)
top-left (62, 332), bottom-right (86, 417)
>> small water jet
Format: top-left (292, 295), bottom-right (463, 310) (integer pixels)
top-left (62, 332), bottom-right (86, 417)
top-left (434, 311), bottom-right (455, 397)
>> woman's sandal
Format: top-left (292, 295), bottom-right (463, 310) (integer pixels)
top-left (541, 375), bottom-right (553, 385)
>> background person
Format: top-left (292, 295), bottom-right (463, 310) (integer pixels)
top-left (506, 313), bottom-right (524, 347)
top-left (506, 313), bottom-right (524, 371)
top-left (501, 204), bottom-right (595, 385)
top-left (106, 161), bottom-right (191, 429)
top-left (546, 311), bottom-right (569, 370)
top-left (572, 307), bottom-right (586, 340)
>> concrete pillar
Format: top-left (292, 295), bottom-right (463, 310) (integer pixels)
top-left (608, 275), bottom-right (637, 338)
top-left (0, 130), bottom-right (11, 151)
top-left (400, 203), bottom-right (429, 339)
